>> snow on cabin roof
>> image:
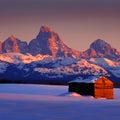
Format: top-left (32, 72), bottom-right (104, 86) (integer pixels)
top-left (69, 76), bottom-right (102, 83)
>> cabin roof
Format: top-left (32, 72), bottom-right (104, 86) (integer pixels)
top-left (69, 76), bottom-right (103, 84)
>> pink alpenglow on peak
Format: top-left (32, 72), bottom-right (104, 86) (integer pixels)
top-left (9, 35), bottom-right (16, 41)
top-left (2, 35), bottom-right (20, 53)
top-left (0, 26), bottom-right (119, 60)
top-left (40, 26), bottom-right (54, 33)
top-left (82, 39), bottom-right (120, 60)
top-left (2, 35), bottom-right (29, 54)
top-left (29, 26), bottom-right (81, 58)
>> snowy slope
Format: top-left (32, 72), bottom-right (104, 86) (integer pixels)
top-left (0, 53), bottom-right (119, 83)
top-left (0, 53), bottom-right (51, 64)
top-left (34, 59), bottom-right (108, 78)
top-left (0, 62), bottom-right (8, 73)
top-left (0, 56), bottom-right (109, 83)
top-left (0, 84), bottom-right (120, 120)
top-left (89, 58), bottom-right (120, 78)
top-left (89, 58), bottom-right (120, 67)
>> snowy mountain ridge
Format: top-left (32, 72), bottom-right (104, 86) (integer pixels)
top-left (0, 25), bottom-right (120, 83)
top-left (89, 58), bottom-right (120, 78)
top-left (0, 53), bottom-right (51, 64)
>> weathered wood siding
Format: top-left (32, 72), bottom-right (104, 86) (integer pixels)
top-left (94, 76), bottom-right (114, 99)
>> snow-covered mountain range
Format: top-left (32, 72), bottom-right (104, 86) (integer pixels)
top-left (0, 26), bottom-right (120, 84)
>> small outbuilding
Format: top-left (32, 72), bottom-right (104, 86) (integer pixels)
top-left (68, 76), bottom-right (114, 99)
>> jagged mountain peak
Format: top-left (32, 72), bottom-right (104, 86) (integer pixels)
top-left (40, 25), bottom-right (54, 33)
top-left (0, 26), bottom-right (119, 60)
top-left (83, 39), bottom-right (120, 60)
top-left (92, 39), bottom-right (107, 43)
top-left (9, 35), bottom-right (16, 40)
top-left (29, 25), bottom-right (81, 58)
top-left (2, 35), bottom-right (20, 53)
top-left (90, 39), bottom-right (111, 50)
top-left (2, 35), bottom-right (29, 54)
top-left (36, 25), bottom-right (59, 41)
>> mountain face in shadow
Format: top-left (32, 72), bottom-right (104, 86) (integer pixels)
top-left (29, 26), bottom-right (81, 58)
top-left (82, 39), bottom-right (120, 60)
top-left (2, 35), bottom-right (28, 54)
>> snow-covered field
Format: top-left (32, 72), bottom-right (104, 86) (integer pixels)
top-left (0, 84), bottom-right (120, 120)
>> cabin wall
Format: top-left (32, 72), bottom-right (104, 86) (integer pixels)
top-left (69, 83), bottom-right (94, 96)
top-left (94, 81), bottom-right (114, 99)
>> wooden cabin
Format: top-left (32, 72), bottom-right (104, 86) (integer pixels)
top-left (68, 76), bottom-right (114, 99)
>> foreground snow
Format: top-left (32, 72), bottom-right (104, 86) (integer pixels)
top-left (0, 84), bottom-right (120, 120)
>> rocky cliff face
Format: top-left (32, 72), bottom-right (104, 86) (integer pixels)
top-left (29, 26), bottom-right (81, 58)
top-left (2, 35), bottom-right (20, 53)
top-left (2, 35), bottom-right (28, 54)
top-left (16, 39), bottom-right (29, 54)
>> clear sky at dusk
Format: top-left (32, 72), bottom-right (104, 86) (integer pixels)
top-left (0, 0), bottom-right (120, 51)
